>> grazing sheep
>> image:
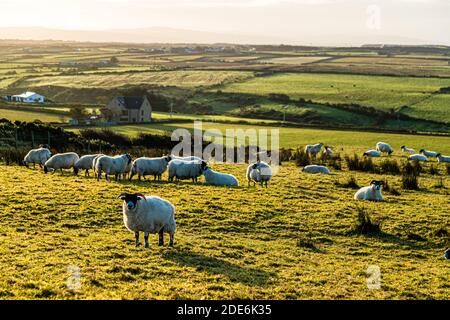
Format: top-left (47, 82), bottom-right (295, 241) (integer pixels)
top-left (376, 142), bottom-right (393, 155)
top-left (444, 248), bottom-right (450, 260)
top-left (305, 143), bottom-right (324, 157)
top-left (363, 150), bottom-right (381, 157)
top-left (401, 146), bottom-right (415, 153)
top-left (44, 152), bottom-right (79, 174)
top-left (302, 165), bottom-right (330, 174)
top-left (203, 167), bottom-right (239, 186)
top-left (170, 155), bottom-right (203, 161)
top-left (354, 180), bottom-right (384, 201)
top-left (408, 154), bottom-right (428, 162)
top-left (23, 147), bottom-right (52, 168)
top-left (118, 193), bottom-right (176, 248)
top-left (74, 154), bottom-right (102, 177)
top-left (95, 154), bottom-right (132, 182)
top-left (323, 146), bottom-right (333, 156)
top-left (420, 149), bottom-right (439, 158)
top-left (129, 155), bottom-right (172, 181)
top-left (246, 161), bottom-right (272, 187)
top-left (167, 159), bottom-right (207, 183)
top-left (436, 153), bottom-right (450, 163)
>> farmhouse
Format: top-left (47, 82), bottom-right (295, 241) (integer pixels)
top-left (105, 96), bottom-right (152, 123)
top-left (4, 91), bottom-right (45, 103)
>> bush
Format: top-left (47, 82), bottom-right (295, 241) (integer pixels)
top-left (0, 148), bottom-right (27, 165)
top-left (447, 164), bottom-right (450, 175)
top-left (293, 147), bottom-right (311, 167)
top-left (349, 207), bottom-right (381, 235)
top-left (383, 179), bottom-right (401, 195)
top-left (429, 164), bottom-right (440, 175)
top-left (345, 154), bottom-right (376, 173)
top-left (401, 161), bottom-right (419, 190)
top-left (337, 176), bottom-right (360, 189)
top-left (379, 159), bottom-right (400, 175)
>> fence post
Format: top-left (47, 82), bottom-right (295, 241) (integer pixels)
top-left (47, 131), bottom-right (51, 147)
top-left (31, 130), bottom-right (35, 148)
top-left (15, 128), bottom-right (18, 149)
top-left (88, 140), bottom-right (91, 153)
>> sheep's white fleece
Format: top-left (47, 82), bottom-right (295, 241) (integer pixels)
top-left (354, 185), bottom-right (383, 201)
top-left (303, 165), bottom-right (330, 174)
top-left (23, 147), bottom-right (52, 166)
top-left (203, 168), bottom-right (239, 186)
top-left (44, 152), bottom-right (79, 171)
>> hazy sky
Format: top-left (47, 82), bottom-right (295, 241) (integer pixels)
top-left (0, 0), bottom-right (449, 44)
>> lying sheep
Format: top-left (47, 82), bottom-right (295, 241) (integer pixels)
top-left (203, 167), bottom-right (239, 187)
top-left (118, 192), bottom-right (176, 248)
top-left (420, 149), bottom-right (439, 158)
top-left (246, 161), bottom-right (272, 187)
top-left (74, 154), bottom-right (102, 177)
top-left (354, 180), bottom-right (384, 201)
top-left (401, 146), bottom-right (415, 153)
top-left (305, 143), bottom-right (323, 157)
top-left (95, 154), bottom-right (132, 182)
top-left (129, 155), bottom-right (172, 181)
top-left (44, 152), bottom-right (79, 174)
top-left (302, 165), bottom-right (330, 174)
top-left (23, 147), bottom-right (52, 168)
top-left (436, 153), bottom-right (450, 163)
top-left (363, 150), bottom-right (381, 157)
top-left (168, 159), bottom-right (207, 183)
top-left (376, 142), bottom-right (393, 155)
top-left (408, 154), bottom-right (428, 162)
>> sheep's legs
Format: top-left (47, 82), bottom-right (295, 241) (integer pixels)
top-left (144, 232), bottom-right (149, 248)
top-left (159, 228), bottom-right (164, 246)
top-left (134, 231), bottom-right (141, 247)
top-left (169, 233), bottom-right (174, 247)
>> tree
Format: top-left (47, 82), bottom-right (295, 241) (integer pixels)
top-left (110, 56), bottom-right (119, 64)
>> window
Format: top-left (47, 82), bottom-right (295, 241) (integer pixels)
top-left (141, 110), bottom-right (144, 116)
top-left (122, 110), bottom-right (128, 116)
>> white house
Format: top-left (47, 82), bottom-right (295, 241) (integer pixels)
top-left (10, 92), bottom-right (45, 103)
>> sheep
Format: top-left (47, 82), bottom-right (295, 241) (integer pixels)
top-left (203, 167), bottom-right (239, 187)
top-left (95, 154), bottom-right (132, 182)
top-left (129, 155), bottom-right (172, 181)
top-left (401, 145), bottom-right (415, 153)
top-left (23, 147), bottom-right (52, 168)
top-left (420, 149), bottom-right (439, 158)
top-left (44, 152), bottom-right (79, 174)
top-left (323, 146), bottom-right (333, 156)
top-left (304, 143), bottom-right (323, 157)
top-left (363, 150), bottom-right (381, 157)
top-left (167, 159), bottom-right (207, 183)
top-left (445, 248), bottom-right (450, 260)
top-left (408, 154), bottom-right (428, 162)
top-left (302, 165), bottom-right (330, 174)
top-left (74, 154), bottom-right (102, 177)
top-left (170, 155), bottom-right (203, 161)
top-left (354, 180), bottom-right (384, 201)
top-left (246, 161), bottom-right (272, 187)
top-left (436, 153), bottom-right (450, 163)
top-left (118, 192), bottom-right (176, 248)
top-left (376, 142), bottom-right (393, 155)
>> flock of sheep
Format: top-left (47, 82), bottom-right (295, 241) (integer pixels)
top-left (20, 141), bottom-right (449, 252)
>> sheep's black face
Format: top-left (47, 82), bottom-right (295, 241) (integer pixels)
top-left (252, 163), bottom-right (258, 170)
top-left (118, 193), bottom-right (145, 210)
top-left (125, 154), bottom-right (132, 164)
top-left (44, 165), bottom-right (48, 174)
top-left (370, 180), bottom-right (383, 190)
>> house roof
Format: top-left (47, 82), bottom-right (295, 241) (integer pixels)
top-left (117, 96), bottom-right (146, 110)
top-left (13, 91), bottom-right (41, 98)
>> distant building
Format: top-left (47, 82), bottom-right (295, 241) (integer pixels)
top-left (4, 91), bottom-right (45, 103)
top-left (105, 96), bottom-right (152, 123)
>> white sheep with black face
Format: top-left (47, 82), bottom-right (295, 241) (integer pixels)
top-left (436, 153), bottom-right (450, 163)
top-left (167, 159), bottom-right (207, 183)
top-left (118, 192), bottom-right (176, 248)
top-left (420, 149), bottom-right (439, 158)
top-left (305, 143), bottom-right (324, 157)
top-left (129, 155), bottom-right (172, 181)
top-left (401, 146), bottom-right (415, 153)
top-left (354, 180), bottom-right (384, 201)
top-left (323, 146), bottom-right (333, 156)
top-left (23, 147), bottom-right (52, 168)
top-left (203, 166), bottom-right (239, 187)
top-left (302, 165), bottom-right (330, 174)
top-left (246, 161), bottom-right (272, 187)
top-left (376, 142), bottom-right (393, 155)
top-left (363, 150), bottom-right (381, 157)
top-left (95, 154), bottom-right (132, 182)
top-left (408, 154), bottom-right (428, 162)
top-left (74, 154), bottom-right (102, 177)
top-left (44, 152), bottom-right (79, 174)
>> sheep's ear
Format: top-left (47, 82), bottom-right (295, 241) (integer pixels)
top-left (118, 193), bottom-right (127, 200)
top-left (136, 193), bottom-right (146, 201)
top-left (370, 180), bottom-right (376, 185)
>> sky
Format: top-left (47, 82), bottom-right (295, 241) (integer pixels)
top-left (0, 0), bottom-right (449, 45)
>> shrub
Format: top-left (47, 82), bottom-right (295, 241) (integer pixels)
top-left (293, 147), bottom-right (312, 167)
top-left (447, 164), bottom-right (450, 175)
top-left (345, 154), bottom-right (376, 173)
top-left (338, 176), bottom-right (360, 189)
top-left (383, 179), bottom-right (401, 195)
top-left (379, 159), bottom-right (400, 175)
top-left (429, 164), bottom-right (439, 175)
top-left (349, 207), bottom-right (381, 235)
top-left (401, 161), bottom-right (419, 190)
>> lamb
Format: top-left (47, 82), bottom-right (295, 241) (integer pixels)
top-left (408, 154), bottom-right (428, 162)
top-left (401, 146), bottom-right (415, 153)
top-left (23, 147), bottom-right (52, 168)
top-left (246, 161), bottom-right (272, 187)
top-left (436, 153), bottom-right (450, 163)
top-left (203, 167), bottom-right (239, 187)
top-left (170, 155), bottom-right (203, 161)
top-left (167, 159), bottom-right (207, 183)
top-left (420, 149), bottom-right (439, 158)
top-left (304, 143), bottom-right (324, 157)
top-left (118, 192), bottom-right (176, 248)
top-left (354, 180), bottom-right (384, 201)
top-left (95, 154), bottom-right (132, 181)
top-left (376, 142), bottom-right (393, 155)
top-left (44, 152), bottom-right (79, 174)
top-left (74, 154), bottom-right (102, 177)
top-left (302, 165), bottom-right (331, 174)
top-left (363, 150), bottom-right (381, 157)
top-left (129, 155), bottom-right (172, 181)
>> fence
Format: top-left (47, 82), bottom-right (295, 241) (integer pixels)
top-left (0, 128), bottom-right (52, 149)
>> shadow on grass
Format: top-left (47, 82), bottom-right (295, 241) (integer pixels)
top-left (162, 248), bottom-right (275, 287)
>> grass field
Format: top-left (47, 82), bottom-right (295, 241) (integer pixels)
top-left (0, 108), bottom-right (69, 123)
top-left (0, 160), bottom-right (448, 299)
top-left (221, 73), bottom-right (450, 123)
